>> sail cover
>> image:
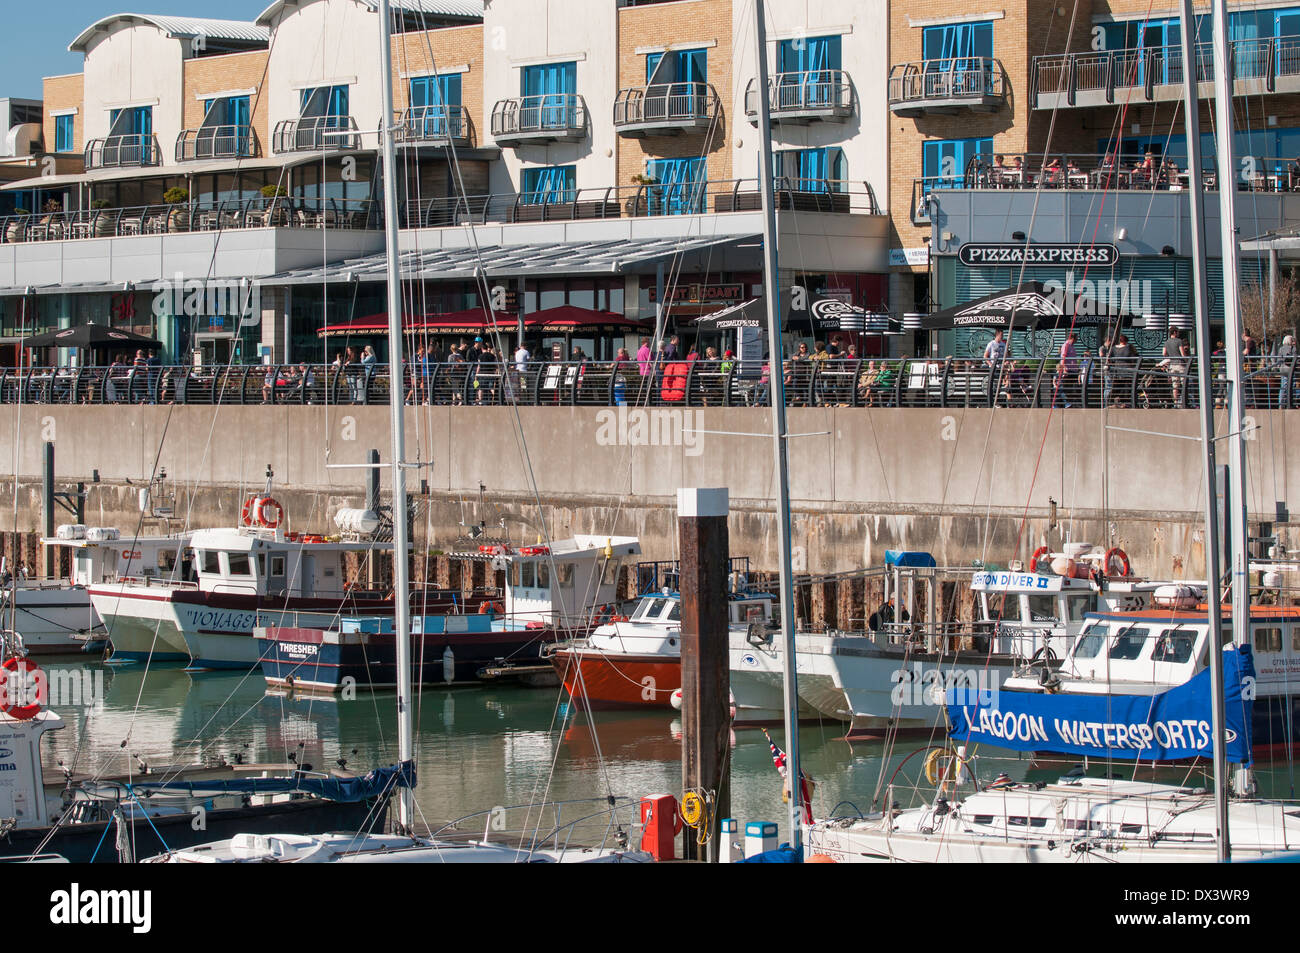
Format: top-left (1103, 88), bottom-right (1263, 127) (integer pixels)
top-left (126, 761), bottom-right (416, 802)
top-left (946, 647), bottom-right (1255, 763)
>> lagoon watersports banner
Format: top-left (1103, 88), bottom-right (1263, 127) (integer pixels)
top-left (946, 647), bottom-right (1254, 763)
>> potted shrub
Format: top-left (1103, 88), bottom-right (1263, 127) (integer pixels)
top-left (90, 198), bottom-right (114, 238)
top-left (163, 187), bottom-right (190, 232)
top-left (5, 207), bottom-right (28, 243)
top-left (260, 183), bottom-right (289, 227)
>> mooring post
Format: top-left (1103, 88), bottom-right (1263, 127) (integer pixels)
top-left (677, 487), bottom-right (730, 862)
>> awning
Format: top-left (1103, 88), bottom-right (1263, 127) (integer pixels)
top-left (786, 293), bottom-right (899, 334)
top-left (319, 305), bottom-right (648, 338)
top-left (0, 151), bottom-right (368, 192)
top-left (268, 234), bottom-right (760, 285)
top-left (693, 299), bottom-right (763, 329)
top-left (921, 281), bottom-right (1137, 331)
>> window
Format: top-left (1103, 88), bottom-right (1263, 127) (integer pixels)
top-left (1109, 626), bottom-right (1150, 660)
top-left (922, 137), bottom-right (992, 192)
top-left (158, 549), bottom-right (176, 572)
top-left (201, 550), bottom-right (220, 574)
top-left (107, 106), bottom-right (153, 163)
top-left (537, 560), bottom-right (550, 588)
top-left (777, 35), bottom-right (842, 107)
top-left (199, 96), bottom-right (251, 157)
top-left (1066, 596), bottom-right (1092, 622)
top-left (301, 86), bottom-right (349, 124)
top-left (519, 562), bottom-right (536, 588)
top-left (409, 73), bottom-right (462, 136)
top-left (227, 553), bottom-right (252, 576)
top-left (987, 593), bottom-right (1019, 621)
top-left (1026, 594), bottom-right (1058, 623)
top-left (1072, 623), bottom-right (1108, 660)
top-left (521, 61), bottom-right (577, 129)
top-left (922, 20), bottom-right (993, 70)
top-left (270, 554), bottom-right (286, 577)
top-left (1255, 627), bottom-right (1283, 652)
top-left (602, 558), bottom-right (621, 586)
top-left (646, 157), bottom-right (707, 214)
top-left (775, 147), bottom-right (846, 192)
top-left (55, 115), bottom-right (74, 154)
top-left (647, 47), bottom-right (707, 86)
top-left (522, 165), bottom-right (576, 205)
top-left (666, 601), bottom-right (681, 622)
top-left (637, 598), bottom-right (665, 620)
top-left (1152, 628), bottom-right (1197, 663)
top-left (557, 562), bottom-right (575, 586)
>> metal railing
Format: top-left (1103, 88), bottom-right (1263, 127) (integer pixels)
top-left (175, 124), bottom-right (259, 162)
top-left (392, 105), bottom-right (471, 145)
top-left (888, 58), bottom-right (1007, 108)
top-left (491, 94), bottom-right (589, 141)
top-left (612, 82), bottom-right (721, 128)
top-left (744, 70), bottom-right (854, 120)
top-left (272, 115), bottom-right (361, 152)
top-left (399, 175), bottom-right (879, 227)
top-left (5, 357), bottom-right (1294, 410)
top-left (0, 196), bottom-right (377, 244)
top-left (1032, 36), bottom-right (1300, 105)
top-left (84, 133), bottom-right (161, 169)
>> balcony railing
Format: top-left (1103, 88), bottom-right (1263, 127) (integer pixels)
top-left (1032, 37), bottom-right (1300, 108)
top-left (0, 196), bottom-right (377, 244)
top-left (398, 176), bottom-right (879, 228)
top-left (888, 58), bottom-right (1007, 116)
top-left (3, 357), bottom-right (1292, 411)
top-left (744, 70), bottom-right (854, 123)
top-left (84, 134), bottom-right (161, 170)
top-left (491, 94), bottom-right (589, 145)
top-left (392, 105), bottom-right (471, 146)
top-left (272, 115), bottom-right (361, 153)
top-left (175, 124), bottom-right (260, 162)
top-left (909, 151), bottom-right (1300, 221)
top-left (612, 82), bottom-right (721, 135)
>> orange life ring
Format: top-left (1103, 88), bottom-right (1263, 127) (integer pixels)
top-left (240, 496), bottom-right (259, 527)
top-left (1104, 547), bottom-right (1131, 577)
top-left (257, 497), bottom-right (284, 529)
top-left (1029, 546), bottom-right (1050, 574)
top-left (479, 601), bottom-right (503, 615)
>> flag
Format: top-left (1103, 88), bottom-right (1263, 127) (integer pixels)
top-left (762, 728), bottom-right (813, 825)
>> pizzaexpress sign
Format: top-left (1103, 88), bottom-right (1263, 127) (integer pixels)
top-left (959, 243), bottom-right (1120, 267)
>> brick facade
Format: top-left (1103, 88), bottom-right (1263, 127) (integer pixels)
top-left (615, 0), bottom-right (733, 189)
top-left (42, 73), bottom-right (84, 155)
top-left (181, 50), bottom-right (272, 156)
top-left (392, 23), bottom-right (485, 146)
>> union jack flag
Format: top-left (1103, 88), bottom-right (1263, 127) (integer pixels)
top-left (762, 728), bottom-right (813, 825)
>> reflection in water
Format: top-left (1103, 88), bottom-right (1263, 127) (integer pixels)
top-left (39, 659), bottom-right (1298, 844)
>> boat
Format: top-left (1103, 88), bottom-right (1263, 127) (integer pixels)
top-left (86, 496), bottom-right (477, 668)
top-left (3, 528), bottom-right (189, 655)
top-left (258, 535), bottom-right (641, 692)
top-left (144, 0), bottom-right (651, 863)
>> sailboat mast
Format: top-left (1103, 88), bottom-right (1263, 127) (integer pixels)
top-left (1177, 0), bottom-right (1230, 863)
top-left (751, 0), bottom-right (803, 847)
top-left (377, 0), bottom-right (415, 834)
top-left (1210, 0), bottom-right (1254, 799)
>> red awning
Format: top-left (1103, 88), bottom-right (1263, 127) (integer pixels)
top-left (319, 305), bottom-right (648, 338)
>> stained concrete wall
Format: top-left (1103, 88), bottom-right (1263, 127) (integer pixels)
top-left (3, 406), bottom-right (1296, 577)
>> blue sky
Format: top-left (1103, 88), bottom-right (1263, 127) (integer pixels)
top-left (5, 1), bottom-right (268, 99)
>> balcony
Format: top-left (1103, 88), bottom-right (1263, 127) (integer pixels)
top-left (84, 134), bottom-right (161, 170)
top-left (175, 125), bottom-right (259, 163)
top-left (272, 115), bottom-right (361, 153)
top-left (888, 59), bottom-right (1007, 117)
top-left (491, 94), bottom-right (588, 146)
top-left (612, 82), bottom-right (721, 136)
top-left (744, 71), bottom-right (854, 124)
top-left (1032, 37), bottom-right (1300, 109)
top-left (392, 105), bottom-right (472, 147)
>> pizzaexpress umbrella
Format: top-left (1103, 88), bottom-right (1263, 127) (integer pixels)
top-left (22, 323), bottom-right (162, 350)
top-left (785, 293), bottom-right (899, 334)
top-left (921, 281), bottom-right (1138, 331)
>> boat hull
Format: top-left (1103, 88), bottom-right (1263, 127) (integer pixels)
top-left (4, 585), bottom-right (100, 654)
top-left (2, 795), bottom-right (391, 864)
top-left (551, 649), bottom-right (680, 710)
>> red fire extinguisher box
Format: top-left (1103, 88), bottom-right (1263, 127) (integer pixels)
top-left (639, 794), bottom-right (681, 861)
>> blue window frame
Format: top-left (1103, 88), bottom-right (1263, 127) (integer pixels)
top-left (522, 165), bottom-right (576, 205)
top-left (200, 95), bottom-right (251, 156)
top-left (646, 48), bottom-right (707, 85)
top-left (301, 85), bottom-right (349, 125)
top-left (922, 21), bottom-right (993, 66)
top-left (108, 106), bottom-right (153, 162)
top-left (775, 147), bottom-right (845, 192)
top-left (646, 157), bottom-right (706, 215)
top-left (922, 137), bottom-right (991, 192)
top-left (409, 73), bottom-right (462, 136)
top-left (521, 61), bottom-right (577, 129)
top-left (54, 115), bottom-right (74, 154)
top-left (777, 35), bottom-right (842, 106)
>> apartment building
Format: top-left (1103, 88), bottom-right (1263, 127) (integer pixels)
top-left (906, 0), bottom-right (1300, 360)
top-left (0, 0), bottom-right (889, 368)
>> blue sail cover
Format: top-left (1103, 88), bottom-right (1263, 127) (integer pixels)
top-left (946, 647), bottom-right (1255, 763)
top-left (128, 761), bottom-right (416, 802)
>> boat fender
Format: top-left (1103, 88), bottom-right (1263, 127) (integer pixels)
top-left (1029, 546), bottom-right (1050, 574)
top-left (479, 601), bottom-right (503, 615)
top-left (1103, 547), bottom-right (1131, 577)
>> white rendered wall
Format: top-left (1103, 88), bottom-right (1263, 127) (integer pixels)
top-left (81, 25), bottom-right (185, 153)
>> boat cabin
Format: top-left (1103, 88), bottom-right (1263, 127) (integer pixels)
top-left (42, 528), bottom-right (193, 586)
top-left (587, 588), bottom-right (777, 656)
top-left (188, 527), bottom-right (392, 599)
top-left (493, 535), bottom-right (642, 625)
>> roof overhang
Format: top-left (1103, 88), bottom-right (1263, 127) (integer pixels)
top-left (70, 14), bottom-right (269, 53)
top-left (256, 0), bottom-right (484, 27)
top-left (0, 150), bottom-right (367, 192)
